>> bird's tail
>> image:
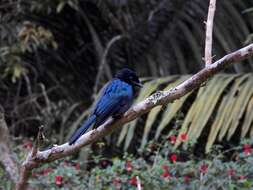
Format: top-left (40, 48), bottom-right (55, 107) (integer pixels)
top-left (69, 114), bottom-right (96, 145)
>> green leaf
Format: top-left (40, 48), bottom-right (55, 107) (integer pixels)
top-left (56, 2), bottom-right (67, 13)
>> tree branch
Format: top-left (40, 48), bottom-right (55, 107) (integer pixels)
top-left (0, 106), bottom-right (19, 182)
top-left (205, 0), bottom-right (216, 66)
top-left (15, 126), bottom-right (45, 190)
top-left (15, 43), bottom-right (253, 190)
top-left (93, 35), bottom-right (124, 96)
top-left (31, 126), bottom-right (44, 158)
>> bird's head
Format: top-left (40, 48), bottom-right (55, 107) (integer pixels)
top-left (115, 68), bottom-right (143, 88)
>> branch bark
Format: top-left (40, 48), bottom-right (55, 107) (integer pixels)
top-left (15, 43), bottom-right (253, 190)
top-left (0, 106), bottom-right (19, 182)
top-left (205, 0), bottom-right (216, 66)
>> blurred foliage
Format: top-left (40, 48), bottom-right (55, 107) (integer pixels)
top-left (0, 1), bottom-right (253, 189)
top-left (0, 0), bottom-right (253, 154)
top-left (1, 135), bottom-right (253, 189)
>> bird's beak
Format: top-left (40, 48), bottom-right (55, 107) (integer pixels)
top-left (132, 81), bottom-right (143, 88)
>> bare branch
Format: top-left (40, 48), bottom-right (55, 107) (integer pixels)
top-left (205, 0), bottom-right (216, 66)
top-left (80, 10), bottom-right (112, 83)
top-left (15, 160), bottom-right (34, 190)
top-left (137, 176), bottom-right (142, 190)
top-left (31, 126), bottom-right (44, 157)
top-left (15, 126), bottom-right (45, 190)
top-left (0, 106), bottom-right (19, 182)
top-left (15, 44), bottom-right (253, 190)
top-left (93, 35), bottom-right (124, 96)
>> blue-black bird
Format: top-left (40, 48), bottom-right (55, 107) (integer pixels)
top-left (69, 68), bottom-right (142, 145)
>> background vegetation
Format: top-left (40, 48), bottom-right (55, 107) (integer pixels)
top-left (1, 0), bottom-right (253, 189)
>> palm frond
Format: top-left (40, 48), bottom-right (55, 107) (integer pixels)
top-left (117, 74), bottom-right (253, 153)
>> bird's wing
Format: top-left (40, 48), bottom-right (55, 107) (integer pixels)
top-left (90, 81), bottom-right (111, 113)
top-left (93, 79), bottom-right (132, 126)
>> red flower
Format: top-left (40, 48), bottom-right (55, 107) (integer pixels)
top-left (113, 177), bottom-right (121, 189)
top-left (199, 163), bottom-right (208, 174)
top-left (243, 144), bottom-right (252, 155)
top-left (75, 163), bottom-right (80, 170)
top-left (161, 171), bottom-right (171, 178)
top-left (161, 164), bottom-right (171, 178)
top-left (23, 140), bottom-right (33, 149)
top-left (100, 160), bottom-right (109, 168)
top-left (184, 176), bottom-right (190, 184)
top-left (227, 169), bottom-right (236, 177)
top-left (170, 154), bottom-right (177, 163)
top-left (63, 161), bottom-right (69, 166)
top-left (32, 172), bottom-right (39, 177)
top-left (162, 164), bottom-right (169, 172)
top-left (43, 168), bottom-right (53, 176)
top-left (238, 175), bottom-right (246, 181)
top-left (180, 133), bottom-right (188, 142)
top-left (129, 176), bottom-right (137, 186)
top-left (125, 161), bottom-right (133, 172)
top-left (55, 175), bottom-right (63, 186)
top-left (168, 135), bottom-right (177, 144)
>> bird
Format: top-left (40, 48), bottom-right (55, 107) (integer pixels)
top-left (69, 68), bottom-right (142, 145)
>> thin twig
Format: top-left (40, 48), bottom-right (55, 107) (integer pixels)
top-left (14, 44), bottom-right (253, 190)
top-left (136, 176), bottom-right (142, 190)
top-left (93, 35), bottom-right (124, 97)
top-left (80, 10), bottom-right (112, 89)
top-left (32, 126), bottom-right (44, 158)
top-left (0, 2), bottom-right (17, 9)
top-left (204, 0), bottom-right (216, 66)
